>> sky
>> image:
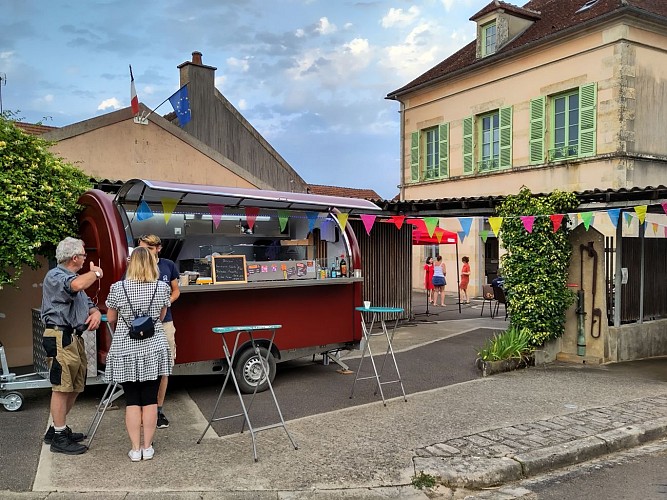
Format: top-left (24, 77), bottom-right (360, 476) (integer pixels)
top-left (1, 0), bottom-right (488, 199)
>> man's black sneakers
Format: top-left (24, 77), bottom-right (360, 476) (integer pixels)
top-left (44, 425), bottom-right (86, 445)
top-left (157, 413), bottom-right (170, 429)
top-left (50, 432), bottom-right (87, 455)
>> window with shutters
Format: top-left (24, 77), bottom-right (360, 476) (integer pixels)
top-left (409, 123), bottom-right (449, 182)
top-left (479, 111), bottom-right (499, 171)
top-left (463, 106), bottom-right (512, 175)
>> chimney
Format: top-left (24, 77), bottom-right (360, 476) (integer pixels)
top-left (192, 51), bottom-right (202, 65)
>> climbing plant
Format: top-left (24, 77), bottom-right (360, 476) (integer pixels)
top-left (497, 187), bottom-right (579, 346)
top-left (0, 113), bottom-right (92, 286)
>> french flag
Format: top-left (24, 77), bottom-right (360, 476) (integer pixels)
top-left (129, 65), bottom-right (139, 116)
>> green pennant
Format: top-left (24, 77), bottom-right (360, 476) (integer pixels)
top-left (277, 209), bottom-right (289, 232)
top-left (480, 229), bottom-right (489, 243)
top-left (580, 211), bottom-right (594, 230)
top-left (423, 217), bottom-right (438, 237)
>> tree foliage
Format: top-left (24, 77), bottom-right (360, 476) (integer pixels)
top-left (497, 187), bottom-right (579, 346)
top-left (0, 113), bottom-right (92, 286)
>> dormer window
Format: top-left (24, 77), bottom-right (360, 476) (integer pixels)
top-left (482, 22), bottom-right (497, 56)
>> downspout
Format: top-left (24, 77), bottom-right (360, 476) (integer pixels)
top-left (399, 100), bottom-right (406, 201)
top-left (613, 212), bottom-right (623, 327)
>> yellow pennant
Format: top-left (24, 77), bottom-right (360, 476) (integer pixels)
top-left (161, 197), bottom-right (179, 224)
top-left (336, 213), bottom-right (349, 231)
top-left (634, 205), bottom-right (647, 224)
top-left (488, 217), bottom-right (503, 237)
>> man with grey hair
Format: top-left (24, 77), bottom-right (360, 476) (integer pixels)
top-left (41, 237), bottom-right (104, 455)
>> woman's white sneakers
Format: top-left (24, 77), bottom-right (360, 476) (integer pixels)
top-left (128, 446), bottom-right (155, 461)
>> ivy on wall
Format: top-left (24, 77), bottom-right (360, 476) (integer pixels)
top-left (498, 187), bottom-right (579, 346)
top-left (0, 113), bottom-right (92, 286)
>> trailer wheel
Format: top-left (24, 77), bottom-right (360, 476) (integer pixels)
top-left (2, 391), bottom-right (24, 412)
top-left (234, 346), bottom-right (276, 394)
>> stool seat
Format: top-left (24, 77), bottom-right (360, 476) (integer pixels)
top-left (212, 325), bottom-right (281, 334)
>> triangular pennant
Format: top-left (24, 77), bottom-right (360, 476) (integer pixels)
top-left (634, 205), bottom-right (647, 224)
top-left (488, 217), bottom-right (503, 237)
top-left (360, 214), bottom-right (376, 235)
top-left (435, 228), bottom-right (444, 243)
top-left (457, 231), bottom-right (466, 244)
top-left (336, 213), bottom-right (349, 231)
top-left (520, 215), bottom-right (535, 233)
top-left (390, 215), bottom-right (405, 230)
top-left (624, 212), bottom-right (633, 228)
top-left (277, 209), bottom-right (289, 232)
top-left (662, 202), bottom-right (667, 216)
top-left (651, 222), bottom-right (658, 235)
top-left (208, 203), bottom-right (225, 229)
top-left (580, 212), bottom-right (594, 230)
top-left (550, 214), bottom-right (564, 232)
top-left (245, 207), bottom-right (260, 230)
top-left (161, 197), bottom-right (179, 224)
top-left (480, 229), bottom-right (489, 243)
top-left (458, 217), bottom-right (473, 239)
top-left (606, 208), bottom-right (620, 229)
top-left (306, 211), bottom-right (319, 232)
top-left (423, 217), bottom-right (438, 237)
top-left (136, 200), bottom-right (154, 221)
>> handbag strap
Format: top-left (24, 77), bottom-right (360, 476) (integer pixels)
top-left (120, 281), bottom-right (160, 327)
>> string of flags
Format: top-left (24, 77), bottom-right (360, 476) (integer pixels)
top-left (133, 198), bottom-right (667, 243)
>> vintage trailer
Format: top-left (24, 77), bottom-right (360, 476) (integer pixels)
top-left (77, 179), bottom-right (380, 392)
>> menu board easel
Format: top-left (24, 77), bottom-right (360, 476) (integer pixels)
top-left (212, 255), bottom-right (248, 284)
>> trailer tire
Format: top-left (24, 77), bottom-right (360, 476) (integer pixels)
top-left (2, 391), bottom-right (24, 411)
top-left (234, 346), bottom-right (276, 394)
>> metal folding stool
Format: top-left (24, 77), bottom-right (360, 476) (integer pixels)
top-left (196, 324), bottom-right (298, 462)
top-left (350, 307), bottom-right (407, 406)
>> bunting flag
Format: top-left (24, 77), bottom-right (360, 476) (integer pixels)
top-left (624, 211), bottom-right (633, 227)
top-left (458, 217), bottom-right (473, 240)
top-left (662, 202), bottom-right (667, 215)
top-left (634, 205), bottom-right (647, 224)
top-left (652, 222), bottom-right (659, 235)
top-left (306, 211), bottom-right (319, 232)
top-left (136, 200), bottom-right (153, 221)
top-left (129, 65), bottom-right (139, 116)
top-left (480, 229), bottom-right (489, 243)
top-left (580, 212), bottom-right (594, 231)
top-left (607, 208), bottom-right (621, 228)
top-left (336, 213), bottom-right (349, 231)
top-left (245, 207), bottom-right (260, 231)
top-left (458, 231), bottom-right (467, 244)
top-left (550, 214), bottom-right (564, 232)
top-left (277, 209), bottom-right (289, 232)
top-left (435, 228), bottom-right (444, 243)
top-left (161, 198), bottom-right (179, 223)
top-left (390, 215), bottom-right (405, 230)
top-left (520, 215), bottom-right (535, 233)
top-left (423, 217), bottom-right (438, 237)
top-left (360, 214), bottom-right (376, 235)
top-left (489, 217), bottom-right (503, 237)
top-left (208, 203), bottom-right (225, 229)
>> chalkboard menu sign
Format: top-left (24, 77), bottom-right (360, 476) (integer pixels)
top-left (212, 255), bottom-right (248, 284)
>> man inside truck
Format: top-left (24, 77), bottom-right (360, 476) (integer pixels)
top-left (137, 234), bottom-right (180, 429)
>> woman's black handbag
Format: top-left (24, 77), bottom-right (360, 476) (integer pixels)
top-left (121, 282), bottom-right (159, 340)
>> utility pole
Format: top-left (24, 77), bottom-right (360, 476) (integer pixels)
top-left (0, 73), bottom-right (6, 114)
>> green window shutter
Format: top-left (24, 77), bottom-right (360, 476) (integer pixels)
top-left (529, 97), bottom-right (545, 165)
top-left (463, 117), bottom-right (473, 174)
top-left (578, 83), bottom-right (597, 158)
top-left (410, 131), bottom-right (420, 181)
top-left (438, 122), bottom-right (449, 177)
top-left (499, 106), bottom-right (512, 169)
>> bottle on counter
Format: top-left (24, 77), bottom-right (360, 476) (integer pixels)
top-left (340, 255), bottom-right (347, 277)
top-left (331, 259), bottom-right (337, 278)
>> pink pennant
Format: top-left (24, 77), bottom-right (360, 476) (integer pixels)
top-left (390, 215), bottom-right (405, 230)
top-left (208, 203), bottom-right (225, 229)
top-left (520, 216), bottom-right (535, 233)
top-left (550, 214), bottom-right (564, 232)
top-left (245, 206), bottom-right (260, 230)
top-left (662, 202), bottom-right (667, 215)
top-left (360, 214), bottom-right (376, 235)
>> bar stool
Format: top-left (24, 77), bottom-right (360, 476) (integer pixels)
top-left (196, 324), bottom-right (298, 462)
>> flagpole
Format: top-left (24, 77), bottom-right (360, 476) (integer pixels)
top-left (137, 95), bottom-right (172, 123)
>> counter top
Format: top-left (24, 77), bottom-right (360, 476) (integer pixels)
top-left (179, 277), bottom-right (363, 293)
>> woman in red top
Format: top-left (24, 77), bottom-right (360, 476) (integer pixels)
top-left (459, 256), bottom-right (471, 304)
top-left (424, 256), bottom-right (435, 304)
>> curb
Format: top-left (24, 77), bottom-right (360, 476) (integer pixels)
top-left (416, 417), bottom-right (667, 489)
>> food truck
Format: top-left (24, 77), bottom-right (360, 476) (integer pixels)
top-left (78, 179), bottom-right (380, 393)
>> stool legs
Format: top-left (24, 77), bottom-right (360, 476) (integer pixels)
top-left (85, 381), bottom-right (124, 449)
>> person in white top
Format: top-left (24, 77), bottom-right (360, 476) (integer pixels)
top-left (432, 255), bottom-right (447, 306)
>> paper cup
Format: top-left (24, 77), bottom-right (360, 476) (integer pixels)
top-left (363, 301), bottom-right (371, 309)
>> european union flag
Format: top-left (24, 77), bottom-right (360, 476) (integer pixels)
top-left (168, 84), bottom-right (191, 126)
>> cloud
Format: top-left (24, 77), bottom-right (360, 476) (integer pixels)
top-left (97, 97), bottom-right (122, 111)
top-left (227, 56), bottom-right (250, 72)
top-left (381, 6), bottom-right (420, 28)
top-left (237, 98), bottom-right (247, 110)
top-left (314, 17), bottom-right (336, 35)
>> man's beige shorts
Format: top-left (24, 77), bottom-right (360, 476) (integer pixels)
top-left (163, 321), bottom-right (176, 366)
top-left (42, 328), bottom-right (87, 393)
